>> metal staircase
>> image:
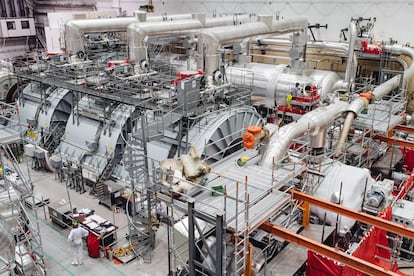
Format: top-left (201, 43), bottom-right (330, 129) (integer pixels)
top-left (94, 182), bottom-right (105, 201)
top-left (124, 112), bottom-right (164, 263)
top-left (91, 155), bottom-right (120, 197)
top-left (40, 122), bottom-right (65, 154)
top-left (232, 181), bottom-right (250, 275)
top-left (124, 134), bottom-right (153, 263)
top-left (92, 155), bottom-right (122, 206)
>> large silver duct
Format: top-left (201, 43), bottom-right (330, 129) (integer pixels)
top-left (260, 100), bottom-right (349, 168)
top-left (128, 15), bottom-right (204, 65)
top-left (199, 17), bottom-right (308, 75)
top-left (256, 36), bottom-right (358, 92)
top-left (335, 45), bottom-right (414, 156)
top-left (127, 14), bottom-right (251, 65)
top-left (258, 38), bottom-right (348, 54)
top-left (65, 16), bottom-right (141, 54)
top-left (64, 12), bottom-right (194, 54)
top-left (203, 14), bottom-right (251, 28)
top-left (226, 63), bottom-right (340, 106)
top-left (344, 21), bottom-right (357, 92)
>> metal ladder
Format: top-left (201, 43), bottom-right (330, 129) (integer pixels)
top-left (91, 155), bottom-right (120, 197)
top-left (1, 145), bottom-right (46, 275)
top-left (40, 122), bottom-right (65, 154)
top-left (14, 200), bottom-right (46, 275)
top-left (233, 180), bottom-right (250, 275)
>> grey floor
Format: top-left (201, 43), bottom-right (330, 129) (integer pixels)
top-left (15, 158), bottom-right (169, 276)
top-left (14, 157), bottom-right (414, 276)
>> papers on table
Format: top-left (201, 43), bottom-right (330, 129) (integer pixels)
top-left (88, 214), bottom-right (106, 224)
top-left (106, 226), bottom-right (115, 232)
top-left (85, 221), bottom-right (99, 230)
top-left (78, 208), bottom-right (92, 215)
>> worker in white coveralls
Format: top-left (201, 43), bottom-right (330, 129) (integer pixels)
top-left (67, 220), bottom-right (89, 265)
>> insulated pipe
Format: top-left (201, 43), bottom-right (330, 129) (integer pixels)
top-left (127, 14), bottom-right (251, 65)
top-left (128, 17), bottom-right (204, 65)
top-left (199, 17), bottom-right (308, 75)
top-left (147, 14), bottom-right (193, 22)
top-left (257, 38), bottom-right (406, 91)
top-left (226, 63), bottom-right (339, 106)
top-left (65, 17), bottom-right (142, 54)
top-left (64, 13), bottom-right (194, 54)
top-left (260, 101), bottom-right (349, 168)
top-left (259, 38), bottom-right (348, 53)
top-left (344, 21), bottom-right (357, 92)
top-left (334, 45), bottom-right (414, 157)
top-left (257, 38), bottom-right (358, 92)
top-left (204, 14), bottom-right (251, 27)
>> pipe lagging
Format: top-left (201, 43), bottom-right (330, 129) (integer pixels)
top-left (334, 45), bottom-right (414, 156)
top-left (64, 13), bottom-right (198, 55)
top-left (260, 101), bottom-right (349, 168)
top-left (127, 14), bottom-right (251, 64)
top-left (200, 17), bottom-right (308, 74)
top-left (344, 21), bottom-right (357, 91)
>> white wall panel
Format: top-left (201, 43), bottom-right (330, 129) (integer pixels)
top-left (124, 1), bottom-right (414, 44)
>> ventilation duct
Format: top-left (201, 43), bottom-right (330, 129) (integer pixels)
top-left (198, 17), bottom-right (308, 75)
top-left (127, 14), bottom-right (251, 64)
top-left (64, 12), bottom-right (195, 55)
top-left (260, 100), bottom-right (349, 168)
top-left (335, 45), bottom-right (414, 156)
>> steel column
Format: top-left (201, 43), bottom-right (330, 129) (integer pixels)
top-left (215, 212), bottom-right (224, 276)
top-left (188, 199), bottom-right (196, 276)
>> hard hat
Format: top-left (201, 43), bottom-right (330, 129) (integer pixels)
top-left (72, 220), bottom-right (78, 227)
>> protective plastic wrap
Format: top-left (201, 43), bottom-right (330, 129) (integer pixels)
top-left (312, 162), bottom-right (375, 234)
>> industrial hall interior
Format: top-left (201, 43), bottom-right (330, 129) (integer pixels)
top-left (3, 0), bottom-right (414, 275)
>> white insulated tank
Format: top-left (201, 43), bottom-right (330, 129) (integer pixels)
top-left (226, 63), bottom-right (340, 106)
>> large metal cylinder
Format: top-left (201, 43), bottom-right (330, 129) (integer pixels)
top-left (226, 63), bottom-right (340, 106)
top-left (0, 69), bottom-right (16, 102)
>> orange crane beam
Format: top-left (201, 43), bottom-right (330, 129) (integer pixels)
top-left (292, 190), bottom-right (414, 239)
top-left (374, 135), bottom-right (414, 149)
top-left (393, 124), bottom-right (414, 134)
top-left (259, 221), bottom-right (400, 276)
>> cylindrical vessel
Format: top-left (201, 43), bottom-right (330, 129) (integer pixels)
top-left (227, 63), bottom-right (340, 106)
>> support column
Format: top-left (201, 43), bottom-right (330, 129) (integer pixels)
top-left (188, 199), bottom-right (196, 276)
top-left (215, 211), bottom-right (224, 276)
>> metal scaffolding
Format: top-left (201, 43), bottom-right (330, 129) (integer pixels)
top-left (0, 101), bottom-right (46, 275)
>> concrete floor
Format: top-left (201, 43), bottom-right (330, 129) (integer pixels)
top-left (13, 156), bottom-right (414, 276)
top-left (15, 158), bottom-right (169, 276)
